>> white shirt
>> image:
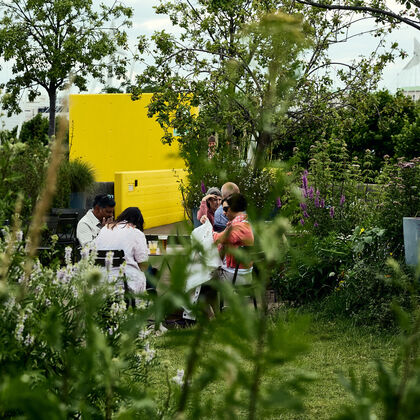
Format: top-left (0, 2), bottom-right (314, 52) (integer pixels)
top-left (94, 223), bottom-right (148, 293)
top-left (77, 209), bottom-right (102, 246)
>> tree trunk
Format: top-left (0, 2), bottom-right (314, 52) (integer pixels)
top-left (254, 131), bottom-right (271, 170)
top-left (48, 88), bottom-right (57, 138)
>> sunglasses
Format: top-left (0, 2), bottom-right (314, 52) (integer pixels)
top-left (222, 206), bottom-right (229, 212)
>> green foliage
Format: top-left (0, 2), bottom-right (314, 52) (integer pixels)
top-left (273, 138), bottom-right (418, 326)
top-left (0, 200), bottom-right (314, 418)
top-left (0, 0), bottom-right (132, 135)
top-left (18, 113), bottom-right (49, 146)
top-left (280, 90), bottom-right (418, 168)
top-left (276, 225), bottom-right (415, 327)
top-left (0, 136), bottom-right (49, 222)
top-left (179, 148), bottom-right (279, 214)
top-left (53, 158), bottom-right (96, 208)
top-left (135, 2), bottom-right (311, 167)
top-left (294, 138), bottom-right (380, 236)
top-left (334, 260), bottom-right (420, 419)
top-left (376, 156), bottom-right (420, 249)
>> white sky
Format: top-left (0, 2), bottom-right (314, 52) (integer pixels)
top-left (0, 0), bottom-right (419, 129)
top-left (123, 0), bottom-right (420, 91)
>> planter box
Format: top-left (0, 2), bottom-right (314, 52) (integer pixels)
top-left (403, 217), bottom-right (420, 266)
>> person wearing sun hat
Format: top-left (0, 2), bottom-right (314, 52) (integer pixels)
top-left (197, 186), bottom-right (222, 227)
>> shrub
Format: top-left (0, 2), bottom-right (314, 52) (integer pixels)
top-left (0, 137), bottom-right (49, 222)
top-left (376, 156), bottom-right (420, 253)
top-left (294, 139), bottom-right (380, 237)
top-left (275, 223), bottom-right (413, 327)
top-left (179, 148), bottom-right (279, 219)
top-left (53, 158), bottom-right (96, 208)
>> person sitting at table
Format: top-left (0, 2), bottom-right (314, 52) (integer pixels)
top-left (213, 193), bottom-right (254, 285)
top-left (197, 187), bottom-right (222, 227)
top-left (213, 182), bottom-right (240, 232)
top-left (77, 194), bottom-right (115, 246)
top-left (95, 207), bottom-right (148, 294)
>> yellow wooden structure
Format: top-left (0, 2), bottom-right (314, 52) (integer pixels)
top-left (114, 169), bottom-right (187, 228)
top-left (69, 93), bottom-right (188, 228)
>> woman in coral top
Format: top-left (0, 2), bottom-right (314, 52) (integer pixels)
top-left (212, 193), bottom-right (254, 285)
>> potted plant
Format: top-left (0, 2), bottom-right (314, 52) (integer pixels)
top-left (68, 159), bottom-right (96, 208)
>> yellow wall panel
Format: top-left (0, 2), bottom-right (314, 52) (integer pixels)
top-left (69, 93), bottom-right (185, 182)
top-left (115, 170), bottom-right (187, 229)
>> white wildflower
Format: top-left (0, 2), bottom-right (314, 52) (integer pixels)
top-left (81, 245), bottom-right (90, 260)
top-left (144, 342), bottom-right (156, 363)
top-left (56, 268), bottom-right (70, 285)
top-left (16, 230), bottom-right (23, 242)
top-left (4, 296), bottom-right (16, 313)
top-left (64, 246), bottom-right (72, 266)
top-left (110, 300), bottom-right (126, 318)
top-left (138, 328), bottom-right (151, 340)
top-left (108, 325), bottom-right (118, 336)
top-left (118, 263), bottom-right (126, 278)
top-left (105, 251), bottom-right (114, 272)
top-left (172, 369), bottom-right (184, 386)
top-left (137, 299), bottom-right (147, 310)
top-left (70, 285), bottom-right (78, 299)
top-left (23, 334), bottom-right (34, 346)
top-left (14, 312), bottom-right (27, 342)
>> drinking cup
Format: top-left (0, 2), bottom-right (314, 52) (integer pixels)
top-left (149, 241), bottom-right (158, 255)
top-left (158, 235), bottom-right (168, 251)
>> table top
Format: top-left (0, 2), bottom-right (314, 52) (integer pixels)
top-left (148, 244), bottom-right (185, 257)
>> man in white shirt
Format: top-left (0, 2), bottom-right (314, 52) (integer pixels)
top-left (76, 194), bottom-right (116, 246)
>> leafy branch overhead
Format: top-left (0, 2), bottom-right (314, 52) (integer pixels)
top-left (0, 0), bottom-right (133, 136)
top-left (295, 0), bottom-right (420, 31)
top-left (134, 0), bottom-right (403, 169)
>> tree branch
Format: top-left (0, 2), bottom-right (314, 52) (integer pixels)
top-left (295, 0), bottom-right (420, 31)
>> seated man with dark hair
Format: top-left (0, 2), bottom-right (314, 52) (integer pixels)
top-left (76, 194), bottom-right (116, 246)
top-left (213, 193), bottom-right (254, 285)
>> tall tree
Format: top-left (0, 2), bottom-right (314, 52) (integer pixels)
top-left (135, 1), bottom-right (310, 168)
top-left (0, 0), bottom-right (132, 137)
top-left (135, 0), bottom-right (400, 168)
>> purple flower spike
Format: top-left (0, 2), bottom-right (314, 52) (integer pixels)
top-left (300, 219), bottom-right (305, 225)
top-left (303, 211), bottom-right (310, 218)
top-left (314, 196), bottom-right (320, 208)
top-left (314, 222), bottom-right (319, 227)
top-left (200, 181), bottom-right (206, 194)
top-left (339, 194), bottom-right (346, 206)
top-left (300, 202), bottom-right (307, 211)
top-left (320, 199), bottom-right (325, 208)
top-left (276, 197), bottom-right (282, 209)
top-left (308, 186), bottom-right (314, 199)
top-left (302, 173), bottom-right (308, 191)
top-left (330, 206), bottom-right (335, 218)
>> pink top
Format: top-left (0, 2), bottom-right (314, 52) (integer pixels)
top-left (213, 214), bottom-right (254, 270)
top-left (197, 200), bottom-right (215, 226)
top-left (94, 223), bottom-right (148, 293)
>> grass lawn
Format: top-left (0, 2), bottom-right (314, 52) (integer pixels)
top-left (148, 310), bottom-right (398, 419)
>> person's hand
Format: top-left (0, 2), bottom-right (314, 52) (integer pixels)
top-left (202, 194), bottom-right (217, 202)
top-left (102, 216), bottom-right (114, 226)
top-left (200, 215), bottom-right (208, 224)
